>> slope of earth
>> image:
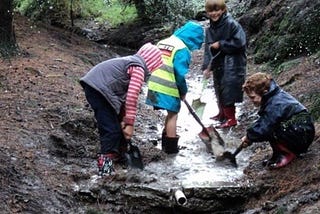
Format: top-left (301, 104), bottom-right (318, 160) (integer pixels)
top-left (0, 14), bottom-right (319, 213)
top-left (0, 15), bottom-right (119, 213)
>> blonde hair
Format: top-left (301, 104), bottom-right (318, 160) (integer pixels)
top-left (242, 72), bottom-right (272, 96)
top-left (205, 0), bottom-right (227, 12)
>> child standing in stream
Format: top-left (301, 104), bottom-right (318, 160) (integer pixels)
top-left (146, 21), bottom-right (204, 154)
top-left (202, 0), bottom-right (247, 128)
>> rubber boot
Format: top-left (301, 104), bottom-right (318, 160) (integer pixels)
top-left (162, 136), bottom-right (179, 154)
top-left (161, 129), bottom-right (166, 139)
top-left (216, 106), bottom-right (237, 128)
top-left (210, 103), bottom-right (225, 122)
top-left (269, 142), bottom-right (296, 169)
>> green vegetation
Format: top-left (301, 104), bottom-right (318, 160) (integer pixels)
top-left (80, 0), bottom-right (137, 26)
top-left (310, 92), bottom-right (320, 122)
top-left (14, 0), bottom-right (203, 27)
top-left (253, 1), bottom-right (320, 67)
top-left (142, 0), bottom-right (203, 24)
top-left (14, 0), bottom-right (32, 15)
top-left (14, 0), bottom-right (137, 27)
top-left (300, 90), bottom-right (320, 123)
top-left (275, 58), bottom-right (302, 74)
top-left (0, 43), bottom-right (20, 59)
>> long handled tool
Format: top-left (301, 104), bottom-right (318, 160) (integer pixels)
top-left (191, 51), bottom-right (221, 119)
top-left (184, 100), bottom-right (225, 151)
top-left (125, 140), bottom-right (144, 170)
top-left (191, 78), bottom-right (208, 119)
top-left (217, 144), bottom-right (243, 167)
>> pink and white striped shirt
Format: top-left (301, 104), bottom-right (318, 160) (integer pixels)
top-left (123, 43), bottom-right (162, 125)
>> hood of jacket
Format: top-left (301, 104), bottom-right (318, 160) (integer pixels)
top-left (137, 42), bottom-right (163, 73)
top-left (260, 80), bottom-right (279, 107)
top-left (173, 21), bottom-right (204, 51)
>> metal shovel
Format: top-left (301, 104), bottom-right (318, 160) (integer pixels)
top-left (191, 51), bottom-right (221, 120)
top-left (217, 144), bottom-right (243, 167)
top-left (191, 78), bottom-right (209, 119)
top-left (125, 140), bottom-right (144, 170)
top-left (184, 100), bottom-right (225, 153)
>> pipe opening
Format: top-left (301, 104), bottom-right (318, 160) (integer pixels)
top-left (174, 190), bottom-right (187, 206)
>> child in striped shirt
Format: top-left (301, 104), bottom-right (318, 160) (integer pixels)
top-left (80, 43), bottom-right (162, 173)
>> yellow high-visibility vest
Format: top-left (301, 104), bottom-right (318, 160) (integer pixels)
top-left (147, 36), bottom-right (187, 98)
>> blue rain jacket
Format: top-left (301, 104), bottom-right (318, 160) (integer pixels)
top-left (146, 21), bottom-right (204, 112)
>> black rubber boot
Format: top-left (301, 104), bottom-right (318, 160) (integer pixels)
top-left (162, 136), bottom-right (179, 154)
top-left (161, 129), bottom-right (166, 139)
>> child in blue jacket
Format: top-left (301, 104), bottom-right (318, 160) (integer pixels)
top-left (146, 21), bottom-right (204, 154)
top-left (241, 72), bottom-right (315, 169)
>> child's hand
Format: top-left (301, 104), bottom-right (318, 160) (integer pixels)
top-left (210, 42), bottom-right (220, 50)
top-left (203, 69), bottom-right (211, 79)
top-left (241, 136), bottom-right (251, 148)
top-left (121, 121), bottom-right (126, 129)
top-left (122, 124), bottom-right (134, 140)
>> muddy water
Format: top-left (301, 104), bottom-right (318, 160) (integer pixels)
top-left (107, 76), bottom-right (251, 193)
top-left (76, 72), bottom-right (252, 213)
top-left (67, 69), bottom-right (252, 212)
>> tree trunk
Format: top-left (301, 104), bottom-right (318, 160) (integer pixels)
top-left (132, 0), bottom-right (147, 20)
top-left (0, 0), bottom-right (18, 57)
top-left (70, 0), bottom-right (74, 27)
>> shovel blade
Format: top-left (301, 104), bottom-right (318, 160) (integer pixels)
top-left (198, 129), bottom-right (213, 153)
top-left (215, 150), bottom-right (240, 167)
top-left (206, 125), bottom-right (225, 146)
top-left (198, 128), bottom-right (211, 142)
top-left (125, 143), bottom-right (144, 170)
top-left (191, 98), bottom-right (206, 119)
top-left (198, 127), bottom-right (225, 157)
top-left (221, 145), bottom-right (243, 167)
top-left (221, 151), bottom-right (237, 167)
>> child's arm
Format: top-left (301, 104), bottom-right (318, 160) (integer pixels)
top-left (247, 105), bottom-right (284, 142)
top-left (122, 66), bottom-right (145, 139)
top-left (173, 49), bottom-right (191, 98)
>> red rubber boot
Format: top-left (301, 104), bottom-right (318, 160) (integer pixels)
top-left (210, 103), bottom-right (225, 122)
top-left (216, 106), bottom-right (237, 128)
top-left (269, 143), bottom-right (296, 169)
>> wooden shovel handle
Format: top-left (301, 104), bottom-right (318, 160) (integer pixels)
top-left (233, 144), bottom-right (243, 157)
top-left (184, 100), bottom-right (212, 140)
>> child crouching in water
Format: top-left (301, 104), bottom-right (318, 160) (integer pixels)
top-left (241, 72), bottom-right (315, 169)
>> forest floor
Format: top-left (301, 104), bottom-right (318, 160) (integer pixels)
top-left (0, 15), bottom-right (319, 213)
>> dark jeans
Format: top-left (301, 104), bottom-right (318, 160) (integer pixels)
top-left (83, 83), bottom-right (124, 154)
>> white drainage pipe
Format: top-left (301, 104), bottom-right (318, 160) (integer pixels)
top-left (174, 189), bottom-right (187, 206)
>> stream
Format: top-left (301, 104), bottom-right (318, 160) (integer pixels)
top-left (73, 72), bottom-right (254, 213)
top-left (141, 76), bottom-right (249, 189)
